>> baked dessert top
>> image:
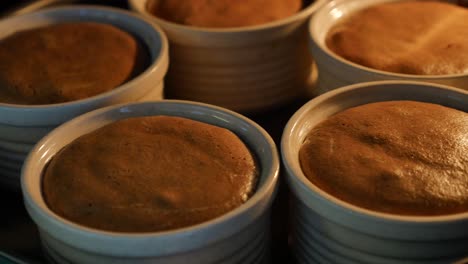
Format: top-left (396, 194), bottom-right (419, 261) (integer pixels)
top-left (299, 101), bottom-right (468, 216)
top-left (0, 22), bottom-right (149, 105)
top-left (146, 0), bottom-right (302, 28)
top-left (326, 1), bottom-right (468, 75)
top-left (43, 116), bottom-right (259, 232)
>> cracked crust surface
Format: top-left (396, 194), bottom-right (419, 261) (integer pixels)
top-left (43, 116), bottom-right (258, 232)
top-left (326, 1), bottom-right (468, 75)
top-left (299, 101), bottom-right (468, 216)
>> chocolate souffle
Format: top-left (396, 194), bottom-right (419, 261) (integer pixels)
top-left (299, 101), bottom-right (468, 216)
top-left (146, 0), bottom-right (303, 28)
top-left (0, 22), bottom-right (149, 105)
top-left (326, 1), bottom-right (468, 75)
top-left (43, 116), bottom-right (259, 232)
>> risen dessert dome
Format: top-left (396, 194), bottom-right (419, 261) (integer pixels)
top-left (43, 116), bottom-right (259, 232)
top-left (299, 101), bottom-right (468, 216)
top-left (326, 1), bottom-right (468, 75)
top-left (0, 22), bottom-right (148, 104)
top-left (146, 0), bottom-right (302, 28)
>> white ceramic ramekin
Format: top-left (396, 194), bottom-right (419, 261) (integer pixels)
top-left (282, 81), bottom-right (468, 263)
top-left (309, 0), bottom-right (468, 95)
top-left (22, 100), bottom-right (279, 264)
top-left (0, 5), bottom-right (169, 188)
top-left (129, 0), bottom-right (327, 113)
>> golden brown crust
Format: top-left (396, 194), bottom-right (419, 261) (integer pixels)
top-left (326, 1), bottom-right (468, 75)
top-left (146, 0), bottom-right (302, 28)
top-left (299, 101), bottom-right (468, 216)
top-left (0, 22), bottom-right (149, 105)
top-left (43, 116), bottom-right (258, 232)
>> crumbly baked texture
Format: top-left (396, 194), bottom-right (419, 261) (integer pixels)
top-left (0, 22), bottom-right (149, 104)
top-left (146, 0), bottom-right (302, 28)
top-left (299, 101), bottom-right (468, 216)
top-left (326, 1), bottom-right (468, 75)
top-left (43, 116), bottom-right (258, 232)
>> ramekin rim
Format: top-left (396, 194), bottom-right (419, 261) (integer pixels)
top-left (309, 0), bottom-right (468, 79)
top-left (21, 100), bottom-right (280, 240)
top-left (0, 5), bottom-right (169, 110)
top-left (281, 80), bottom-right (468, 224)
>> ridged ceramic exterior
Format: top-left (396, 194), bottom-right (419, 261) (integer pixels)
top-left (0, 6), bottom-right (169, 188)
top-left (22, 100), bottom-right (279, 264)
top-left (281, 81), bottom-right (468, 264)
top-left (309, 0), bottom-right (468, 95)
top-left (40, 216), bottom-right (270, 264)
top-left (129, 0), bottom-right (327, 113)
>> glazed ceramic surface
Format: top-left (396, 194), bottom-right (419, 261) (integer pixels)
top-left (22, 100), bottom-right (279, 264)
top-left (282, 81), bottom-right (468, 263)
